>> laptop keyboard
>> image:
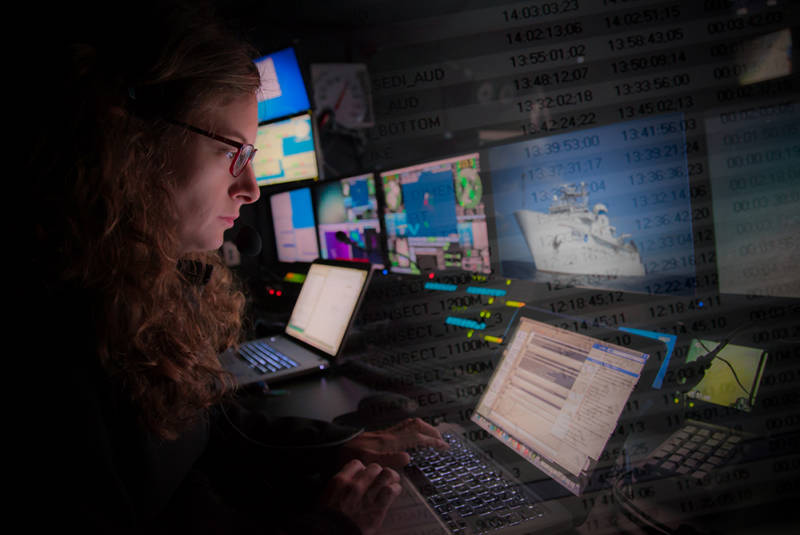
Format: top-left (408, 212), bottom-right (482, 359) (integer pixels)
top-left (643, 420), bottom-right (746, 480)
top-left (237, 340), bottom-right (299, 374)
top-left (404, 431), bottom-right (548, 534)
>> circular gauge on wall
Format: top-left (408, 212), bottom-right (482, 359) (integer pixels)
top-left (311, 63), bottom-right (375, 129)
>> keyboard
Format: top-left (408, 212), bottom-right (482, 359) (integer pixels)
top-left (642, 419), bottom-right (750, 480)
top-left (237, 340), bottom-right (299, 374)
top-left (403, 429), bottom-right (550, 534)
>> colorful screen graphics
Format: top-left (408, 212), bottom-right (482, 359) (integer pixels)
top-left (253, 112), bottom-right (319, 187)
top-left (254, 47), bottom-right (311, 124)
top-left (270, 187), bottom-right (319, 263)
top-left (313, 173), bottom-right (383, 265)
top-left (380, 153), bottom-right (491, 274)
top-left (486, 113), bottom-right (696, 295)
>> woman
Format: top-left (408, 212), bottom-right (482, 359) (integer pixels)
top-left (27, 2), bottom-right (445, 533)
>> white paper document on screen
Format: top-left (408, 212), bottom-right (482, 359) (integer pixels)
top-left (290, 267), bottom-right (365, 353)
top-left (289, 272), bottom-right (324, 330)
top-left (552, 344), bottom-right (645, 461)
top-left (256, 57), bottom-right (282, 101)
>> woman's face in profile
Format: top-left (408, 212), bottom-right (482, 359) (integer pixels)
top-left (172, 93), bottom-right (260, 254)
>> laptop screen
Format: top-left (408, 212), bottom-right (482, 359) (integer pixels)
top-left (284, 262), bottom-right (370, 356)
top-left (683, 338), bottom-right (768, 413)
top-left (471, 315), bottom-right (649, 496)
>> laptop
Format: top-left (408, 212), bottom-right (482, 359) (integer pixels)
top-left (635, 336), bottom-right (769, 482)
top-left (220, 259), bottom-right (373, 385)
top-left (380, 306), bottom-right (667, 534)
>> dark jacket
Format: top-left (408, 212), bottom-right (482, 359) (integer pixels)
top-left (29, 282), bottom-right (363, 534)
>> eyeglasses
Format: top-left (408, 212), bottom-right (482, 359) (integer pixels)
top-left (168, 119), bottom-right (257, 177)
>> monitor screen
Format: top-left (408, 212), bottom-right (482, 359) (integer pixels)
top-left (684, 339), bottom-right (768, 413)
top-left (253, 112), bottom-right (319, 187)
top-left (285, 261), bottom-right (371, 356)
top-left (706, 97), bottom-right (800, 298)
top-left (269, 187), bottom-right (319, 263)
top-left (472, 314), bottom-right (650, 496)
top-left (486, 113), bottom-right (696, 295)
top-left (254, 47), bottom-right (311, 123)
top-left (313, 173), bottom-right (384, 265)
top-left (379, 153), bottom-right (491, 274)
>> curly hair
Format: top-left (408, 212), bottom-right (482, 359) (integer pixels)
top-left (31, 1), bottom-right (261, 440)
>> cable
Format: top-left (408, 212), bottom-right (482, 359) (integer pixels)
top-left (690, 319), bottom-right (761, 395)
top-left (715, 355), bottom-right (751, 396)
top-left (611, 468), bottom-right (675, 535)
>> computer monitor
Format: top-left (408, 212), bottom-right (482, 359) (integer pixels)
top-left (471, 307), bottom-right (666, 496)
top-left (269, 186), bottom-right (319, 263)
top-left (485, 113), bottom-right (696, 295)
top-left (683, 338), bottom-right (768, 413)
top-left (254, 47), bottom-right (311, 124)
top-left (706, 97), bottom-right (800, 298)
top-left (253, 111), bottom-right (319, 187)
top-left (379, 153), bottom-right (491, 274)
top-left (313, 173), bottom-right (384, 266)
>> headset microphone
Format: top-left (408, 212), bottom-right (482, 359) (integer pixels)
top-left (234, 224), bottom-right (262, 256)
top-left (334, 230), bottom-right (355, 246)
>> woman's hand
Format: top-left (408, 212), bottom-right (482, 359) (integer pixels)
top-left (321, 459), bottom-right (402, 535)
top-left (338, 417), bottom-right (449, 469)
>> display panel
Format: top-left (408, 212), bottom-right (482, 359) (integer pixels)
top-left (472, 315), bottom-right (649, 496)
top-left (313, 173), bottom-right (384, 265)
top-left (684, 338), bottom-right (768, 413)
top-left (254, 47), bottom-right (311, 124)
top-left (253, 112), bottom-right (319, 187)
top-left (487, 114), bottom-right (696, 295)
top-left (706, 97), bottom-right (800, 298)
top-left (380, 153), bottom-right (491, 274)
top-left (269, 187), bottom-right (319, 263)
top-left (285, 262), bottom-right (370, 356)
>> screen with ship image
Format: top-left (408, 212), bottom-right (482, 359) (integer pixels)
top-left (485, 113), bottom-right (697, 295)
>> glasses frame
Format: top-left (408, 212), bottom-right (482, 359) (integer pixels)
top-left (167, 119), bottom-right (257, 177)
